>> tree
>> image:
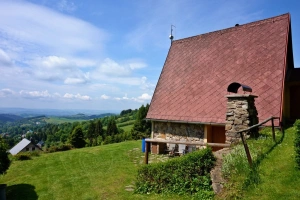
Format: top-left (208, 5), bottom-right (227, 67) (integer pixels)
top-left (86, 121), bottom-right (96, 146)
top-left (131, 104), bottom-right (151, 140)
top-left (95, 120), bottom-right (103, 145)
top-left (106, 117), bottom-right (118, 137)
top-left (69, 126), bottom-right (85, 148)
top-left (0, 137), bottom-right (10, 174)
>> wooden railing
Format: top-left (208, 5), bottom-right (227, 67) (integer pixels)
top-left (236, 116), bottom-right (280, 167)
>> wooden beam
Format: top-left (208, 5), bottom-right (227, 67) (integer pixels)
top-left (144, 141), bottom-right (149, 164)
top-left (240, 132), bottom-right (252, 167)
top-left (144, 139), bottom-right (230, 147)
top-left (271, 118), bottom-right (276, 142)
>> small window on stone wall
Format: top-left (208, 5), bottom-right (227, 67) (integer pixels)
top-left (26, 148), bottom-right (29, 151)
top-left (32, 147), bottom-right (35, 151)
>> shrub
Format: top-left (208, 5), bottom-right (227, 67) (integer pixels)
top-left (294, 120), bottom-right (300, 168)
top-left (0, 137), bottom-right (10, 174)
top-left (46, 144), bottom-right (73, 153)
top-left (135, 148), bottom-right (215, 197)
top-left (14, 153), bottom-right (32, 161)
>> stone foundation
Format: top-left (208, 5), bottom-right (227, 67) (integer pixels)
top-left (225, 94), bottom-right (258, 143)
top-left (152, 121), bottom-right (204, 142)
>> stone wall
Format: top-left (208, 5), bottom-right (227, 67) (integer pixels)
top-left (225, 94), bottom-right (258, 143)
top-left (152, 121), bottom-right (204, 142)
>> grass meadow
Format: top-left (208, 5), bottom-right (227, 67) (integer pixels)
top-left (217, 126), bottom-right (300, 199)
top-left (44, 117), bottom-right (87, 124)
top-left (0, 140), bottom-right (189, 200)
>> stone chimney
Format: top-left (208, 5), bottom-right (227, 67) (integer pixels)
top-left (225, 94), bottom-right (258, 144)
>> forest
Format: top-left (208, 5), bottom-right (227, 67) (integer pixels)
top-left (0, 104), bottom-right (151, 150)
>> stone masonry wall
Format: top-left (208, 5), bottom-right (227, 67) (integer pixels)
top-left (225, 95), bottom-right (258, 143)
top-left (152, 122), bottom-right (204, 142)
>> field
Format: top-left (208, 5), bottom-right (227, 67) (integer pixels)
top-left (0, 141), bottom-right (187, 200)
top-left (44, 117), bottom-right (87, 124)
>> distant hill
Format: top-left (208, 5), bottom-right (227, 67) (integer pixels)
top-left (60, 113), bottom-right (115, 120)
top-left (0, 107), bottom-right (119, 117)
top-left (0, 114), bottom-right (23, 122)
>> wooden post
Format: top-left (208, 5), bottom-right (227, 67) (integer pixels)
top-left (144, 141), bottom-right (149, 164)
top-left (240, 132), bottom-right (252, 167)
top-left (271, 118), bottom-right (276, 142)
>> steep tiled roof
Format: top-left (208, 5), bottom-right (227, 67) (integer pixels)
top-left (147, 13), bottom-right (291, 125)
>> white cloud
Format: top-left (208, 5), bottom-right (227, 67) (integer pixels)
top-left (95, 58), bottom-right (146, 77)
top-left (57, 0), bottom-right (77, 13)
top-left (98, 58), bottom-right (131, 76)
top-left (64, 76), bottom-right (89, 85)
top-left (63, 93), bottom-right (91, 100)
top-left (20, 90), bottom-right (52, 98)
top-left (138, 93), bottom-right (152, 101)
top-left (0, 49), bottom-right (12, 67)
top-left (0, 88), bottom-right (15, 97)
top-left (28, 56), bottom-right (92, 83)
top-left (100, 94), bottom-right (110, 99)
top-left (0, 1), bottom-right (107, 57)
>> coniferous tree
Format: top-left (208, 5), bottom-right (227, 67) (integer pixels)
top-left (70, 126), bottom-right (85, 148)
top-left (106, 117), bottom-right (118, 137)
top-left (95, 120), bottom-right (103, 145)
top-left (131, 104), bottom-right (151, 140)
top-left (86, 121), bottom-right (96, 146)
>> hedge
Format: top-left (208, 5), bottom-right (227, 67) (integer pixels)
top-left (135, 147), bottom-right (216, 196)
top-left (294, 120), bottom-right (300, 168)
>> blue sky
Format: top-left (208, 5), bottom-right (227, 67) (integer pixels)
top-left (0, 0), bottom-right (299, 111)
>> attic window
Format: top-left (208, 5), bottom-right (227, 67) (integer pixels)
top-left (227, 82), bottom-right (252, 93)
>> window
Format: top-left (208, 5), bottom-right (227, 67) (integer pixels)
top-left (26, 148), bottom-right (29, 151)
top-left (32, 147), bottom-right (35, 151)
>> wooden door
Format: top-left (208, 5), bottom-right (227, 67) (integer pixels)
top-left (211, 126), bottom-right (226, 151)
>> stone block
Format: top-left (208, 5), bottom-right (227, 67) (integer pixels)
top-left (234, 118), bottom-right (243, 125)
top-left (242, 104), bottom-right (248, 109)
top-left (225, 124), bottom-right (232, 130)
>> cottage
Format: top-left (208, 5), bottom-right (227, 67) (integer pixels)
top-left (9, 138), bottom-right (42, 155)
top-left (146, 13), bottom-right (300, 152)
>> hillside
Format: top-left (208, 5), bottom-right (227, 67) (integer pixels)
top-left (0, 114), bottom-right (23, 122)
top-left (217, 126), bottom-right (300, 199)
top-left (0, 141), bottom-right (189, 200)
top-left (1, 127), bottom-right (299, 199)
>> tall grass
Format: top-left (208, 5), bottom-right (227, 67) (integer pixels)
top-left (219, 128), bottom-right (282, 199)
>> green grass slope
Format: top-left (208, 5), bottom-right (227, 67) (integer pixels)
top-left (0, 141), bottom-right (188, 200)
top-left (243, 126), bottom-right (300, 199)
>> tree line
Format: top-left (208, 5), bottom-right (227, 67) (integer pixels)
top-left (0, 104), bottom-right (151, 149)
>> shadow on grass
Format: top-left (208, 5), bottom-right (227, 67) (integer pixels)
top-left (243, 128), bottom-right (285, 188)
top-left (6, 184), bottom-right (38, 200)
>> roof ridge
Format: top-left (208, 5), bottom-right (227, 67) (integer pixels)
top-left (174, 13), bottom-right (290, 44)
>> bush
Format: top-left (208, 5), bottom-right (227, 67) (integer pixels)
top-left (46, 144), bottom-right (73, 153)
top-left (14, 153), bottom-right (32, 161)
top-left (0, 137), bottom-right (10, 174)
top-left (135, 148), bottom-right (215, 197)
top-left (294, 120), bottom-right (300, 168)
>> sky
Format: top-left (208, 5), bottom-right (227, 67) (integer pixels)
top-left (0, 0), bottom-right (299, 112)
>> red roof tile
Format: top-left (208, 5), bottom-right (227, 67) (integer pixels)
top-left (147, 13), bottom-right (291, 126)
